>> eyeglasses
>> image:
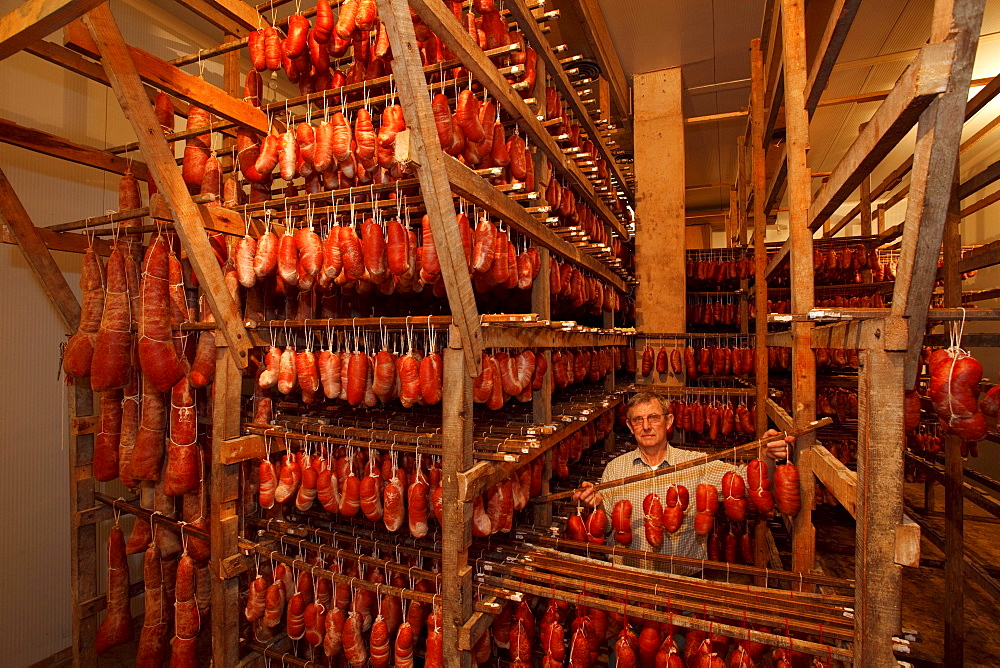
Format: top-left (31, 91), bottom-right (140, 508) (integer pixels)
top-left (628, 413), bottom-right (665, 427)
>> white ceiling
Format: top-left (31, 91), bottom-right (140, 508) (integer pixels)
top-left (568, 0), bottom-right (1000, 218)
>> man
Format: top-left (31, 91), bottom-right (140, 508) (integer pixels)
top-left (573, 391), bottom-right (793, 569)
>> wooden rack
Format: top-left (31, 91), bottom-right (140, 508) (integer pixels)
top-left (732, 0), bottom-right (993, 663)
top-left (0, 0), bottom-right (641, 665)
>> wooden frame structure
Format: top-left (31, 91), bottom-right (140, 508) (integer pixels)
top-left (739, 0), bottom-right (994, 663)
top-left (0, 0), bottom-right (637, 666)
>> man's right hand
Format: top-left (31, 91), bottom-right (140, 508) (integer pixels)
top-left (573, 481), bottom-right (603, 509)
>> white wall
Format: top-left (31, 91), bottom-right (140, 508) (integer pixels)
top-left (0, 0), bottom-right (228, 662)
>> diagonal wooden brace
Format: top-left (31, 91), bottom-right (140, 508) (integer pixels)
top-left (83, 2), bottom-right (251, 367)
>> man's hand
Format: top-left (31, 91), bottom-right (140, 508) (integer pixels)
top-left (763, 428), bottom-right (794, 461)
top-left (572, 481), bottom-right (603, 509)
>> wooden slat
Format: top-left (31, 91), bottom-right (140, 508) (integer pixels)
top-left (183, 0), bottom-right (264, 32)
top-left (407, 0), bottom-right (628, 242)
top-left (763, 144), bottom-right (787, 215)
top-left (0, 0), bottom-right (104, 61)
top-left (84, 3), bottom-right (252, 367)
top-left (0, 166), bottom-right (81, 332)
top-left (377, 0), bottom-right (483, 375)
top-left (908, 453), bottom-right (1000, 519)
top-left (504, 0), bottom-right (633, 207)
top-left (64, 18), bottom-right (269, 133)
top-left (0, 116), bottom-right (149, 181)
top-left (964, 70), bottom-right (1000, 118)
top-left (444, 157), bottom-right (626, 291)
top-left (765, 398), bottom-right (793, 433)
top-left (957, 157), bottom-right (1000, 199)
top-left (0, 221), bottom-right (113, 255)
top-left (891, 1), bottom-right (986, 391)
top-left (808, 42), bottom-right (955, 231)
top-left (957, 238), bottom-right (1000, 273)
top-left (803, 0), bottom-right (862, 113)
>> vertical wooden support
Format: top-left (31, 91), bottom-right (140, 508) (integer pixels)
top-left (442, 340), bottom-right (474, 668)
top-left (941, 164), bottom-right (964, 662)
top-left (69, 381), bottom-right (98, 668)
top-left (749, 40), bottom-right (769, 438)
top-left (781, 0), bottom-right (817, 576)
top-left (859, 177), bottom-right (872, 236)
top-left (531, 248), bottom-right (554, 524)
top-left (855, 336), bottom-right (907, 665)
top-left (376, 0), bottom-right (483, 375)
top-left (633, 67), bottom-right (686, 334)
top-left (211, 344), bottom-right (242, 666)
top-left (737, 138), bottom-right (750, 334)
top-left (891, 0), bottom-right (986, 389)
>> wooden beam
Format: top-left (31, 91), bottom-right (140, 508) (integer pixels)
top-left (957, 157), bottom-right (1000, 199)
top-left (855, 343), bottom-right (907, 664)
top-left (632, 67), bottom-right (686, 333)
top-left (439, 342), bottom-right (475, 668)
top-left (505, 0), bottom-right (633, 206)
top-left (964, 70), bottom-right (1000, 118)
top-left (905, 502), bottom-right (1000, 602)
top-left (765, 398), bottom-right (793, 433)
top-left (0, 0), bottom-right (103, 61)
top-left (1, 216), bottom-right (113, 255)
top-left (781, 0), bottom-right (817, 580)
top-left (0, 116), bottom-right (149, 181)
top-left (0, 166), bottom-right (81, 333)
top-left (84, 2), bottom-right (252, 367)
top-left (193, 0), bottom-right (266, 32)
top-left (891, 0), bottom-right (987, 391)
top-left (750, 39), bottom-right (770, 436)
top-left (808, 42), bottom-right (955, 232)
top-left (24, 39), bottom-right (191, 117)
top-left (444, 152), bottom-right (625, 292)
top-left (210, 344), bottom-right (243, 665)
top-left (65, 18), bottom-right (269, 133)
top-left (377, 0), bottom-right (483, 375)
top-left (908, 453), bottom-right (1000, 519)
top-left (811, 444), bottom-right (856, 517)
top-left (803, 0), bottom-right (862, 113)
top-left (406, 0), bottom-right (628, 241)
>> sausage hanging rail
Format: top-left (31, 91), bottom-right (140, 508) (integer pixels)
top-left (540, 417), bottom-right (833, 501)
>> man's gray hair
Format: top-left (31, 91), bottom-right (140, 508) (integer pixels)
top-left (626, 391), bottom-right (668, 415)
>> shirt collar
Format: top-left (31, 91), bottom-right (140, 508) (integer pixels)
top-left (631, 445), bottom-right (673, 469)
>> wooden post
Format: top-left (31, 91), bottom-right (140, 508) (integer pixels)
top-left (737, 138), bottom-right (750, 335)
top-left (69, 380), bottom-right (98, 668)
top-left (855, 338), bottom-right (907, 665)
top-left (633, 67), bottom-right (685, 334)
top-left (376, 0), bottom-right (483, 375)
top-left (210, 343), bottom-right (243, 666)
top-left (749, 40), bottom-right (769, 438)
top-left (441, 340), bottom-right (475, 668)
top-left (781, 0), bottom-right (817, 577)
top-left (941, 162), bottom-right (964, 662)
top-left (944, 434), bottom-right (965, 662)
top-left (890, 0), bottom-right (987, 389)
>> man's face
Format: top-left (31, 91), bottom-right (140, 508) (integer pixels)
top-left (627, 400), bottom-right (673, 449)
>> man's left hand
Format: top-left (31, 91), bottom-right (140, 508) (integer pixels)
top-left (762, 428), bottom-right (794, 461)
